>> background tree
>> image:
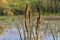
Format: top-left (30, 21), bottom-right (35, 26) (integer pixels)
top-left (0, 0), bottom-right (8, 7)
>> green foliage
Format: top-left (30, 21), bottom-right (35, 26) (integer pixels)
top-left (0, 0), bottom-right (60, 16)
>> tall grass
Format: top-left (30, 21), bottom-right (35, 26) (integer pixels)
top-left (16, 24), bottom-right (22, 40)
top-left (24, 4), bottom-right (29, 32)
top-left (24, 4), bottom-right (29, 40)
top-left (24, 3), bottom-right (42, 40)
top-left (0, 4), bottom-right (59, 40)
top-left (28, 10), bottom-right (33, 40)
top-left (15, 3), bottom-right (58, 40)
top-left (35, 8), bottom-right (42, 40)
top-left (50, 25), bottom-right (55, 40)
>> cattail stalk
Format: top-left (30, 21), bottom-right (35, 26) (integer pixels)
top-left (50, 26), bottom-right (55, 40)
top-left (28, 10), bottom-right (35, 40)
top-left (28, 10), bottom-right (33, 40)
top-left (35, 1), bottom-right (42, 40)
top-left (17, 25), bottom-right (22, 40)
top-left (24, 4), bottom-right (29, 40)
top-left (36, 10), bottom-right (42, 40)
top-left (23, 26), bottom-right (27, 40)
top-left (35, 16), bottom-right (41, 40)
top-left (25, 4), bottom-right (29, 33)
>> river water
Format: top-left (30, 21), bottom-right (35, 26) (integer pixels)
top-left (0, 17), bottom-right (60, 40)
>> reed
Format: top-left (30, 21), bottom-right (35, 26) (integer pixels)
top-left (17, 1), bottom-right (58, 40)
top-left (35, 16), bottom-right (41, 40)
top-left (50, 26), bottom-right (55, 40)
top-left (35, 1), bottom-right (42, 40)
top-left (25, 4), bottom-right (29, 19)
top-left (16, 24), bottom-right (22, 40)
top-left (23, 25), bottom-right (27, 40)
top-left (35, 8), bottom-right (42, 40)
top-left (28, 10), bottom-right (34, 40)
top-left (24, 4), bottom-right (29, 33)
top-left (55, 24), bottom-right (58, 40)
top-left (28, 10), bottom-right (31, 22)
top-left (44, 22), bottom-right (48, 36)
top-left (22, 21), bottom-right (27, 40)
top-left (24, 4), bottom-right (29, 40)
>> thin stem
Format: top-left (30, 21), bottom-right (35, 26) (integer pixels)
top-left (50, 25), bottom-right (55, 40)
top-left (17, 25), bottom-right (22, 40)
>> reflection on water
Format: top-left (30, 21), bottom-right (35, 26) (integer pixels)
top-left (0, 17), bottom-right (60, 40)
top-left (0, 24), bottom-right (7, 35)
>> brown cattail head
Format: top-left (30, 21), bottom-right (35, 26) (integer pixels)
top-left (38, 12), bottom-right (42, 24)
top-left (28, 10), bottom-right (31, 22)
top-left (25, 4), bottom-right (28, 13)
top-left (25, 4), bottom-right (29, 19)
top-left (24, 4), bottom-right (29, 33)
top-left (28, 10), bottom-right (30, 19)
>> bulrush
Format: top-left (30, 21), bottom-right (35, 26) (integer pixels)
top-left (28, 10), bottom-right (31, 22)
top-left (24, 4), bottom-right (29, 32)
top-left (24, 4), bottom-right (29, 40)
top-left (35, 2), bottom-right (42, 40)
top-left (35, 14), bottom-right (41, 40)
top-left (25, 4), bottom-right (29, 19)
top-left (35, 16), bottom-right (41, 40)
top-left (28, 10), bottom-right (33, 40)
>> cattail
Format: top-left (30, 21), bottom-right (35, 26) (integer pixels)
top-left (35, 17), bottom-right (41, 40)
top-left (24, 4), bottom-right (29, 32)
top-left (25, 20), bottom-right (28, 32)
top-left (36, 0), bottom-right (42, 33)
top-left (24, 4), bottom-right (29, 40)
top-left (28, 10), bottom-right (33, 40)
top-left (38, 15), bottom-right (41, 24)
top-left (36, 17), bottom-right (39, 34)
top-left (35, 1), bottom-right (42, 40)
top-left (36, 12), bottom-right (42, 40)
top-left (25, 4), bottom-right (29, 19)
top-left (28, 10), bottom-right (31, 22)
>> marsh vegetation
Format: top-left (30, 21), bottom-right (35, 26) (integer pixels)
top-left (0, 0), bottom-right (60, 40)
